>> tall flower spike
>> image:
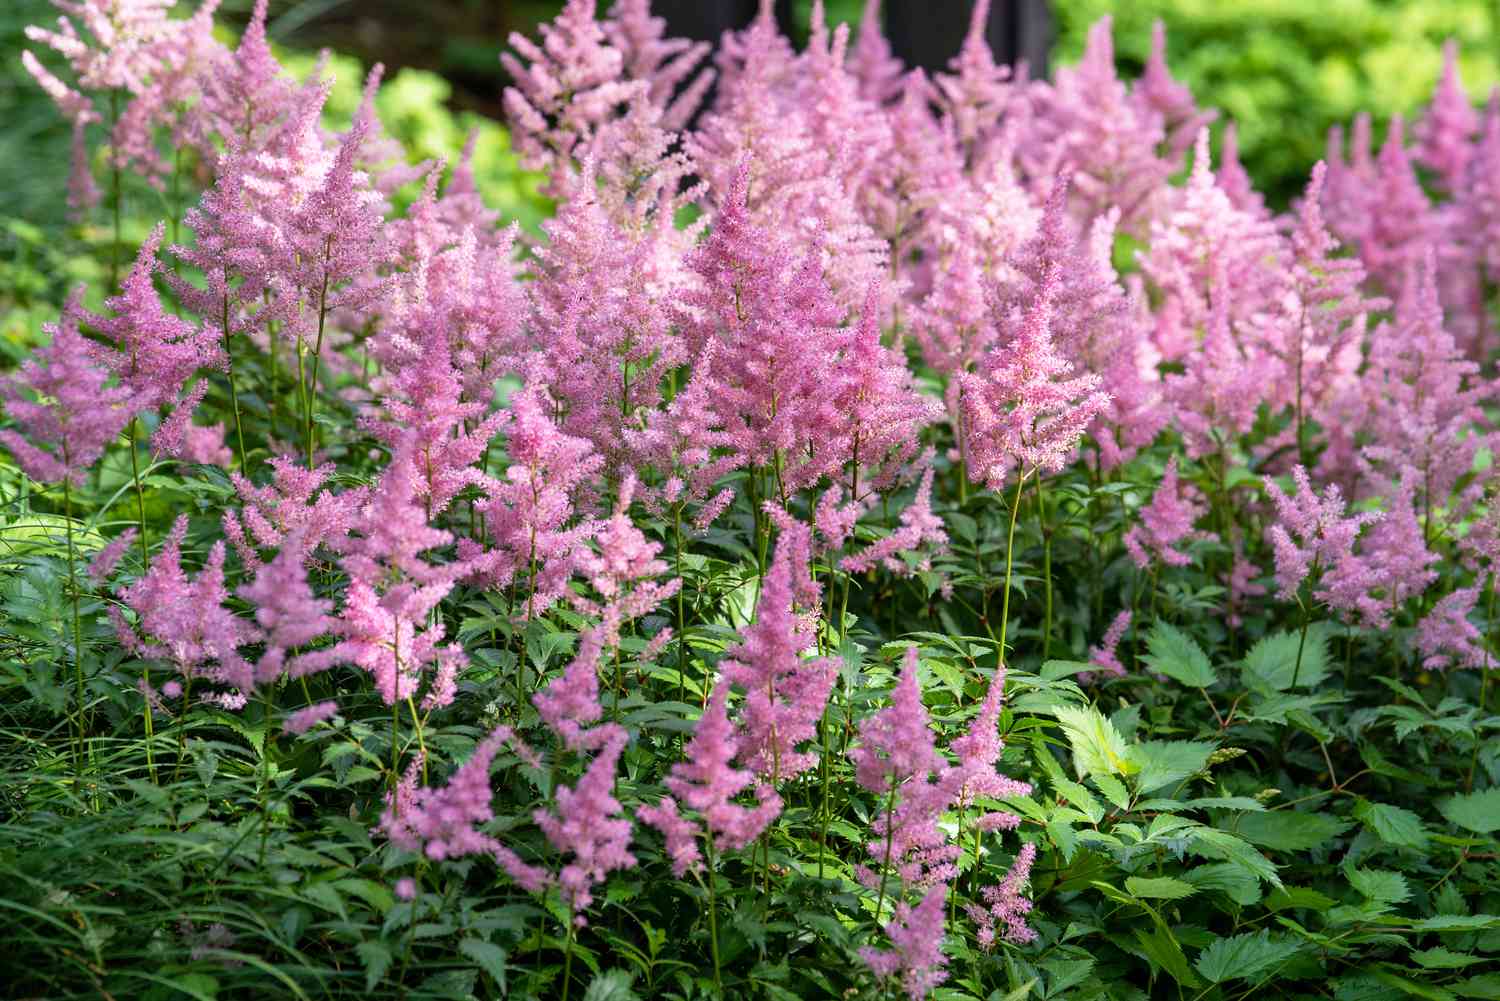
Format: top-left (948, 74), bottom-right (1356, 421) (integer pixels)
top-left (722, 527), bottom-right (838, 783)
top-left (958, 258), bottom-right (1109, 490)
top-left (1264, 465), bottom-right (1381, 602)
top-left (967, 841), bottom-right (1037, 948)
top-left (534, 723), bottom-right (637, 924)
top-left (637, 681), bottom-right (782, 877)
top-left (1415, 40), bottom-right (1479, 194)
top-left (1123, 456), bottom-right (1211, 569)
top-left (1, 292), bottom-right (136, 486)
top-left (848, 0), bottom-right (903, 104)
top-left (859, 884), bottom-right (949, 1000)
top-left (114, 515), bottom-right (255, 710)
top-left (88, 222), bottom-right (225, 410)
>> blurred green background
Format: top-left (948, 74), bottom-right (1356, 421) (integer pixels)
top-left (6, 0), bottom-right (1500, 240)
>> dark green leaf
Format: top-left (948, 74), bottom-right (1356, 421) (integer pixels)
top-left (1194, 930), bottom-right (1301, 983)
top-left (1235, 811), bottom-right (1351, 852)
top-left (1143, 622), bottom-right (1216, 687)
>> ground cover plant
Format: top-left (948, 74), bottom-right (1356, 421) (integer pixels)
top-left (4, 1), bottom-right (1500, 998)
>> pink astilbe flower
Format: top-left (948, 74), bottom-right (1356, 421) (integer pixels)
top-left (1224, 546), bottom-right (1267, 629)
top-left (237, 530), bottom-right (337, 685)
top-left (276, 98), bottom-right (393, 346)
top-left (189, 0), bottom-right (295, 154)
top-left (107, 1), bottom-right (223, 187)
top-left (86, 222), bottom-right (225, 436)
top-left (1123, 457), bottom-right (1210, 569)
top-left (842, 466), bottom-right (948, 575)
top-left (848, 0), bottom-right (904, 104)
top-left (603, 0), bottom-right (713, 129)
top-left (637, 682), bottom-right (782, 877)
top-left (1023, 17), bottom-right (1174, 229)
top-left (1132, 20), bottom-right (1216, 158)
top-left (851, 649), bottom-right (960, 892)
top-left (1086, 610), bottom-right (1133, 680)
top-left (689, 18), bottom-right (887, 311)
top-left (572, 476), bottom-right (681, 644)
top-left (931, 0), bottom-right (1016, 171)
top-left (1140, 129), bottom-right (1283, 328)
top-left (1416, 587), bottom-right (1487, 670)
top-left (1416, 41), bottom-right (1479, 194)
top-left (1358, 253), bottom-right (1492, 518)
top-left (114, 515), bottom-right (254, 710)
top-left (1216, 121), bottom-right (1265, 217)
top-left (1264, 465), bottom-right (1381, 602)
top-left (471, 385), bottom-right (602, 618)
top-left (501, 0), bottom-right (638, 193)
top-left (20, 49), bottom-right (100, 218)
top-left (1261, 163), bottom-right (1386, 467)
top-left (336, 448), bottom-right (466, 709)
top-left (998, 176), bottom-right (1128, 376)
top-left (958, 258), bottom-right (1109, 491)
top-left (859, 884), bottom-right (949, 1000)
top-left (945, 664), bottom-right (1032, 811)
top-left (283, 701), bottom-right (338, 735)
top-left (222, 455), bottom-right (366, 570)
top-left (362, 333), bottom-right (506, 519)
top-left (1459, 91), bottom-right (1500, 286)
top-left (526, 163), bottom-right (687, 470)
top-left (533, 627), bottom-right (607, 752)
top-left (1163, 268), bottom-right (1271, 460)
top-left (88, 527), bottom-right (139, 585)
top-left (1, 293), bottom-right (136, 486)
top-left (828, 284), bottom-right (943, 498)
top-left (534, 723), bottom-right (637, 924)
top-left (1354, 117), bottom-right (1433, 294)
top-left (722, 528), bottom-right (838, 783)
top-left (623, 340), bottom-right (743, 520)
top-left (679, 161), bottom-right (852, 494)
top-left (380, 726), bottom-right (518, 862)
top-left (967, 841), bottom-right (1038, 948)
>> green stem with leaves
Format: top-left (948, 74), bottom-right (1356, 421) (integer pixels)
top-left (63, 473), bottom-right (86, 791)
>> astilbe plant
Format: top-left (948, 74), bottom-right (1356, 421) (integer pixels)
top-left (12, 3), bottom-right (1500, 998)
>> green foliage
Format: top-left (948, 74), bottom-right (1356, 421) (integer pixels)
top-left (1054, 0), bottom-right (1500, 206)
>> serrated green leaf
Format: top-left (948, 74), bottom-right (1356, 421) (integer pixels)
top-left (1412, 915), bottom-right (1500, 932)
top-left (1189, 827), bottom-right (1283, 888)
top-left (582, 969), bottom-right (638, 1001)
top-left (1353, 800), bottom-right (1429, 848)
top-left (1182, 862), bottom-right (1261, 905)
top-left (1371, 968), bottom-right (1458, 1001)
top-left (1194, 929), bottom-right (1301, 983)
top-left (1133, 925), bottom-right (1201, 987)
top-left (1052, 705), bottom-right (1134, 781)
top-left (459, 938), bottom-right (507, 990)
top-left (1266, 886), bottom-right (1337, 912)
top-left (1411, 948), bottom-right (1484, 970)
top-left (1040, 659), bottom-right (1095, 680)
top-left (1347, 868), bottom-right (1409, 906)
top-left (1235, 811), bottom-right (1350, 852)
top-left (1438, 789), bottom-right (1500, 834)
top-left (1093, 773), bottom-right (1131, 810)
top-left (1048, 773), bottom-right (1104, 824)
top-left (1130, 740), bottom-right (1216, 794)
top-left (1452, 973), bottom-right (1500, 999)
top-left (1242, 626), bottom-right (1331, 691)
top-left (1125, 876), bottom-right (1198, 900)
top-left (357, 939), bottom-right (393, 992)
top-left (1144, 622), bottom-right (1216, 687)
